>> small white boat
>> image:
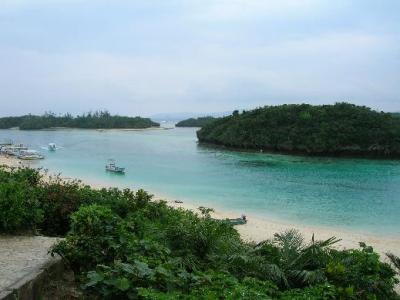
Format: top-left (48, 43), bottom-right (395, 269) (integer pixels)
top-left (18, 150), bottom-right (44, 160)
top-left (105, 159), bottom-right (125, 174)
top-left (1, 144), bottom-right (28, 156)
top-left (48, 143), bottom-right (57, 151)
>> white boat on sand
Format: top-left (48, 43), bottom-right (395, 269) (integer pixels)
top-left (1, 144), bottom-right (28, 156)
top-left (18, 150), bottom-right (45, 160)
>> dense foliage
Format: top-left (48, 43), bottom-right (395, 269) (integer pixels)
top-left (391, 113), bottom-right (400, 118)
top-left (0, 166), bottom-right (399, 299)
top-left (175, 116), bottom-right (216, 127)
top-left (0, 111), bottom-right (159, 130)
top-left (197, 103), bottom-right (400, 157)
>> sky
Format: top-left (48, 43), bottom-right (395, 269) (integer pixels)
top-left (0, 0), bottom-right (399, 117)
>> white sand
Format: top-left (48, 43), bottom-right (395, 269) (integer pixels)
top-left (166, 200), bottom-right (400, 257)
top-left (1, 156), bottom-right (399, 258)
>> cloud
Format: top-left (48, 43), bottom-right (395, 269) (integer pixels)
top-left (0, 1), bottom-right (399, 115)
top-left (1, 25), bottom-right (398, 115)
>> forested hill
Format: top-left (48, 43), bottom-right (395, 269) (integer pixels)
top-left (197, 103), bottom-right (400, 157)
top-left (175, 116), bottom-right (216, 127)
top-left (0, 111), bottom-right (159, 130)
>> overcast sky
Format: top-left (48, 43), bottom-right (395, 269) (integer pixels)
top-left (0, 0), bottom-right (399, 116)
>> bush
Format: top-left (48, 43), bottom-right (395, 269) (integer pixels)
top-left (326, 243), bottom-right (399, 299)
top-left (84, 265), bottom-right (279, 300)
top-left (0, 178), bottom-right (43, 232)
top-left (279, 284), bottom-right (337, 299)
top-left (37, 177), bottom-right (96, 236)
top-left (52, 204), bottom-right (122, 272)
top-left (164, 208), bottom-right (241, 267)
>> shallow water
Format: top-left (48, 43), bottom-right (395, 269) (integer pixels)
top-left (1, 127), bottom-right (399, 236)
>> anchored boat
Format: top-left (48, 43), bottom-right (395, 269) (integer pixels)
top-left (1, 144), bottom-right (28, 156)
top-left (48, 143), bottom-right (57, 151)
top-left (105, 159), bottom-right (125, 174)
top-left (18, 150), bottom-right (45, 160)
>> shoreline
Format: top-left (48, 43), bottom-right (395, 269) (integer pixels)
top-left (166, 198), bottom-right (400, 257)
top-left (2, 126), bottom-right (166, 132)
top-left (197, 142), bottom-right (400, 161)
top-left (1, 156), bottom-right (399, 257)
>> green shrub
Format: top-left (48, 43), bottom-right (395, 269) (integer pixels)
top-left (0, 167), bottom-right (42, 186)
top-left (164, 209), bottom-right (241, 266)
top-left (93, 187), bottom-right (137, 218)
top-left (38, 177), bottom-right (96, 236)
top-left (326, 243), bottom-right (399, 299)
top-left (279, 284), bottom-right (337, 299)
top-left (231, 230), bottom-right (339, 289)
top-left (0, 180), bottom-right (43, 232)
top-left (37, 174), bottom-right (155, 236)
top-left (52, 204), bottom-right (122, 272)
top-left (187, 273), bottom-right (279, 299)
top-left (84, 264), bottom-right (279, 300)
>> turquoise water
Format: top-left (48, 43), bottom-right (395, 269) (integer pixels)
top-left (1, 127), bottom-right (400, 236)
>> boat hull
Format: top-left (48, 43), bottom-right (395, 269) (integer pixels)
top-left (105, 167), bottom-right (125, 174)
top-left (18, 155), bottom-right (44, 160)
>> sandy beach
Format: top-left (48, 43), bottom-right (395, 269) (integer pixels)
top-left (166, 200), bottom-right (400, 258)
top-left (1, 155), bottom-right (399, 258)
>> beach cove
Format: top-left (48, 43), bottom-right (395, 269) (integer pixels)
top-left (0, 148), bottom-right (400, 257)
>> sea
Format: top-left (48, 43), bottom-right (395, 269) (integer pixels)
top-left (1, 125), bottom-right (399, 236)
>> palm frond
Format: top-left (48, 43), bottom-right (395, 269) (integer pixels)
top-left (274, 229), bottom-right (304, 252)
top-left (262, 263), bottom-right (289, 288)
top-left (386, 252), bottom-right (400, 273)
top-left (289, 269), bottom-right (326, 285)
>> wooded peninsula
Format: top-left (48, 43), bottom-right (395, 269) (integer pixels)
top-left (197, 103), bottom-right (400, 157)
top-left (175, 116), bottom-right (216, 127)
top-left (0, 111), bottom-right (159, 130)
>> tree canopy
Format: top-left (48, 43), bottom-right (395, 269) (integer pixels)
top-left (175, 116), bottom-right (216, 127)
top-left (197, 103), bottom-right (400, 157)
top-left (0, 111), bottom-right (159, 130)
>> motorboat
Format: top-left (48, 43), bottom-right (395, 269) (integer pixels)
top-left (105, 159), bottom-right (125, 174)
top-left (1, 144), bottom-right (28, 156)
top-left (18, 150), bottom-right (45, 160)
top-left (48, 143), bottom-right (57, 151)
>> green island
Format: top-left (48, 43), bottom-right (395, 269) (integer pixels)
top-left (197, 103), bottom-right (400, 157)
top-left (0, 111), bottom-right (159, 130)
top-left (175, 116), bottom-right (216, 128)
top-left (1, 166), bottom-right (399, 299)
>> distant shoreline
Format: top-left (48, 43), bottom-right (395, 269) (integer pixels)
top-left (1, 126), bottom-right (166, 131)
top-left (0, 155), bottom-right (398, 257)
top-left (197, 141), bottom-right (400, 160)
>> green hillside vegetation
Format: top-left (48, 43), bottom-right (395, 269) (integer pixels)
top-left (0, 111), bottom-right (159, 130)
top-left (1, 166), bottom-right (399, 299)
top-left (197, 103), bottom-right (400, 157)
top-left (392, 113), bottom-right (400, 118)
top-left (176, 116), bottom-right (217, 127)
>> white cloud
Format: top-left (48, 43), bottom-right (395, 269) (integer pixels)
top-left (1, 26), bottom-right (398, 115)
top-left (0, 1), bottom-right (399, 114)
